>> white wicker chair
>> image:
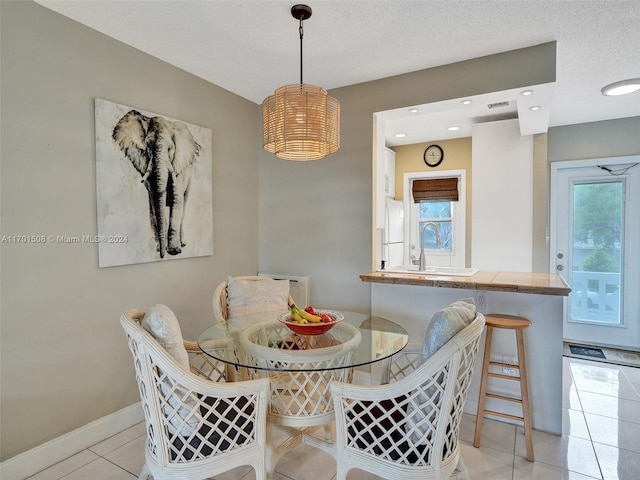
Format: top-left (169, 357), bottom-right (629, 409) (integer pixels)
top-left (120, 309), bottom-right (270, 480)
top-left (212, 276), bottom-right (295, 381)
top-left (330, 313), bottom-right (485, 480)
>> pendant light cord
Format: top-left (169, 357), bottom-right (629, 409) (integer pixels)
top-left (299, 18), bottom-right (304, 84)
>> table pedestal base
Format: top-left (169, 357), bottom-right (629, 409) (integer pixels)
top-left (266, 421), bottom-right (337, 478)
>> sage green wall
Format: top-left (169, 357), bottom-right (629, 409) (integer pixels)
top-left (1, 1), bottom-right (260, 460)
top-left (548, 117), bottom-right (640, 162)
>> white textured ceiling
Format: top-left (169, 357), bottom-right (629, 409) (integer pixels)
top-left (37, 0), bottom-right (640, 145)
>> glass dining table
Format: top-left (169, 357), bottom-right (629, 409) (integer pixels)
top-left (197, 310), bottom-right (409, 374)
top-left (197, 310), bottom-right (409, 470)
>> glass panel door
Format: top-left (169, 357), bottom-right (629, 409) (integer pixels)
top-left (551, 157), bottom-right (640, 350)
top-left (570, 181), bottom-right (623, 325)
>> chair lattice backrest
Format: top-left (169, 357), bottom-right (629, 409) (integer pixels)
top-left (184, 339), bottom-right (234, 383)
top-left (442, 329), bottom-right (483, 460)
top-left (120, 309), bottom-right (269, 480)
top-left (330, 313), bottom-right (485, 480)
top-left (388, 346), bottom-right (424, 382)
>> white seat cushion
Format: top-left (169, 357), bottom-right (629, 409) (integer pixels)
top-left (407, 297), bottom-right (477, 444)
top-left (142, 304), bottom-right (198, 436)
top-left (226, 276), bottom-right (290, 319)
top-left (142, 304), bottom-right (190, 369)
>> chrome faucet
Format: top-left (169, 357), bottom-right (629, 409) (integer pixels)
top-left (418, 222), bottom-right (442, 271)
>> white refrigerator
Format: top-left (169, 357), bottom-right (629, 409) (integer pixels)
top-left (383, 198), bottom-right (404, 267)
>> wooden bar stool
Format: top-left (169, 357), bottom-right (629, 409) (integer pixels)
top-left (473, 314), bottom-right (534, 461)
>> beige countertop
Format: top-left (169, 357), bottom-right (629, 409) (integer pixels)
top-left (360, 270), bottom-right (571, 296)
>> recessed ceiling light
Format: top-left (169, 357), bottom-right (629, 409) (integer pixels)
top-left (461, 99), bottom-right (472, 105)
top-left (408, 108), bottom-right (420, 113)
top-left (394, 133), bottom-right (406, 138)
top-left (520, 90), bottom-right (534, 96)
top-left (447, 126), bottom-right (460, 131)
top-left (529, 106), bottom-right (542, 111)
top-left (601, 78), bottom-right (640, 96)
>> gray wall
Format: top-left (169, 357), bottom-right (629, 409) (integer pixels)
top-left (548, 117), bottom-right (640, 162)
top-left (1, 1), bottom-right (260, 459)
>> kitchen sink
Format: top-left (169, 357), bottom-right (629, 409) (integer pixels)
top-left (381, 265), bottom-right (479, 277)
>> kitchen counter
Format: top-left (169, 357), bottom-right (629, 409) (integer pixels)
top-left (364, 269), bottom-right (570, 434)
top-left (361, 270), bottom-right (571, 296)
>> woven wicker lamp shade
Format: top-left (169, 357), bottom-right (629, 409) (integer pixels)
top-left (262, 83), bottom-right (340, 161)
top-left (261, 4), bottom-right (340, 161)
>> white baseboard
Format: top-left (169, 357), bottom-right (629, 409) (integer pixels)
top-left (0, 402), bottom-right (143, 480)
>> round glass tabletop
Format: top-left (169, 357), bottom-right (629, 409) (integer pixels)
top-left (197, 310), bottom-right (409, 372)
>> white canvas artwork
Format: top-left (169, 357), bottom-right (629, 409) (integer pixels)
top-left (95, 98), bottom-right (214, 267)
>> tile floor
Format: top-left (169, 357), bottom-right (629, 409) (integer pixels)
top-left (27, 357), bottom-right (640, 480)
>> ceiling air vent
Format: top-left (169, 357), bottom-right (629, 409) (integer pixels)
top-left (487, 101), bottom-right (510, 109)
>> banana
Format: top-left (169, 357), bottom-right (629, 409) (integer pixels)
top-left (297, 308), bottom-right (323, 323)
top-left (290, 304), bottom-right (322, 323)
top-left (289, 310), bottom-right (307, 324)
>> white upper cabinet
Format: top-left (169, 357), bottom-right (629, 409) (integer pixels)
top-left (384, 148), bottom-right (396, 197)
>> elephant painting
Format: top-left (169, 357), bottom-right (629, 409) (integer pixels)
top-left (112, 110), bottom-right (200, 258)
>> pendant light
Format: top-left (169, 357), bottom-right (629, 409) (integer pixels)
top-left (262, 4), bottom-right (340, 161)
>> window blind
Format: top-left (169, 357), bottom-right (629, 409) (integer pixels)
top-left (412, 177), bottom-right (459, 202)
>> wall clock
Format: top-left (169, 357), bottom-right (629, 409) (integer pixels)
top-left (423, 144), bottom-right (444, 167)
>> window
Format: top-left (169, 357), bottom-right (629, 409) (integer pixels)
top-left (403, 170), bottom-right (466, 267)
top-left (418, 202), bottom-right (452, 251)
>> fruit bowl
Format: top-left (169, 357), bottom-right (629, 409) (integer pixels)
top-left (277, 310), bottom-right (344, 336)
